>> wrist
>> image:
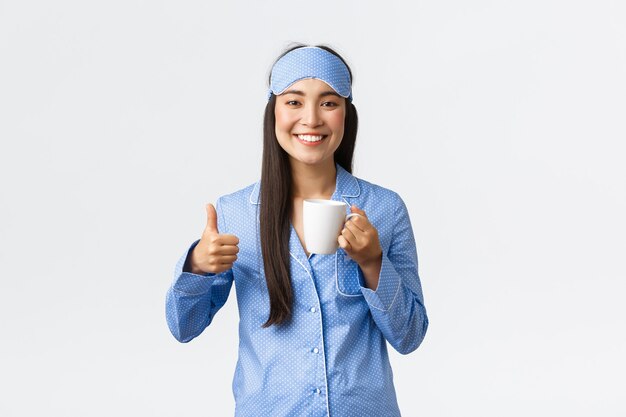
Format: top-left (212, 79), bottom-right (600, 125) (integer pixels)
top-left (185, 246), bottom-right (206, 275)
top-left (359, 251), bottom-right (382, 271)
top-left (358, 251), bottom-right (382, 290)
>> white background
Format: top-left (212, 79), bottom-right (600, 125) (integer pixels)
top-left (1, 0), bottom-right (625, 416)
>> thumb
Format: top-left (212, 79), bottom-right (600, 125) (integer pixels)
top-left (205, 203), bottom-right (219, 234)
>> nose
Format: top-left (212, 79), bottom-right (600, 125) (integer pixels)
top-left (300, 103), bottom-right (323, 127)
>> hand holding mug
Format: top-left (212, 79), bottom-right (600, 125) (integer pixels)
top-left (338, 205), bottom-right (382, 269)
top-left (189, 203), bottom-right (240, 274)
top-left (302, 200), bottom-right (382, 264)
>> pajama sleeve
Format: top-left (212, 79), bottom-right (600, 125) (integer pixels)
top-left (360, 193), bottom-right (429, 354)
top-left (165, 197), bottom-right (234, 343)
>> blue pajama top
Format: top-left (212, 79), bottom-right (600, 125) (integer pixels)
top-left (166, 163), bottom-right (428, 417)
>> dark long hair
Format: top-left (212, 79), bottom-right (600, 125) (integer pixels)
top-left (259, 44), bottom-right (359, 327)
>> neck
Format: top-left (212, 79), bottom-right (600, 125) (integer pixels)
top-left (289, 159), bottom-right (337, 199)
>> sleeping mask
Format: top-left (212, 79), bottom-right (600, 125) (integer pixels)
top-left (268, 46), bottom-right (353, 102)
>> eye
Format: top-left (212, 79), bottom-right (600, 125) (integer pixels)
top-left (322, 101), bottom-right (338, 107)
top-left (286, 100), bottom-right (300, 106)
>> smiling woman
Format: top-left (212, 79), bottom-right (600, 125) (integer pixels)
top-left (274, 78), bottom-right (346, 165)
top-left (165, 43), bottom-right (429, 417)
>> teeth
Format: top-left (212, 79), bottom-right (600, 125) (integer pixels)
top-left (297, 134), bottom-right (325, 142)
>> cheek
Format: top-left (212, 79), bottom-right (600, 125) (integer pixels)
top-left (274, 109), bottom-right (293, 133)
top-left (328, 110), bottom-right (346, 134)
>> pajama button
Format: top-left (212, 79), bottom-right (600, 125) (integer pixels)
top-left (310, 307), bottom-right (316, 313)
top-left (312, 347), bottom-right (319, 354)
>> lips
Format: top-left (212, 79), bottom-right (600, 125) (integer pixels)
top-left (294, 134), bottom-right (328, 146)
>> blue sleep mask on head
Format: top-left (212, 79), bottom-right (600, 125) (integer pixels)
top-left (268, 46), bottom-right (353, 102)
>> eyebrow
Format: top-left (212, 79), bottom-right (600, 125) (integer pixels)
top-left (282, 89), bottom-right (342, 98)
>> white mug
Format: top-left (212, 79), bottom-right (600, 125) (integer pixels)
top-left (303, 199), bottom-right (361, 255)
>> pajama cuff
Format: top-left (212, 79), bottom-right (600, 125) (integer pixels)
top-left (360, 253), bottom-right (401, 312)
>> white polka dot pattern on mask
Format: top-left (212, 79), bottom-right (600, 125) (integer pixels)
top-left (165, 163), bottom-right (428, 417)
top-left (268, 46), bottom-right (353, 102)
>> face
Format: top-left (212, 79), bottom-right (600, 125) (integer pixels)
top-left (274, 78), bottom-right (346, 168)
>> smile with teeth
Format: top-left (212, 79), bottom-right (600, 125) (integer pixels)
top-left (295, 134), bottom-right (327, 143)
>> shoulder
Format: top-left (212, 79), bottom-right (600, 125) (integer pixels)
top-left (354, 175), bottom-right (403, 208)
top-left (214, 182), bottom-right (259, 234)
top-left (350, 175), bottom-right (412, 245)
top-left (216, 182), bottom-right (259, 208)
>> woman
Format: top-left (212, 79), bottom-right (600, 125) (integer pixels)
top-left (166, 44), bottom-right (428, 417)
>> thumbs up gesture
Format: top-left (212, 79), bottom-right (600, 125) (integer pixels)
top-left (188, 203), bottom-right (240, 274)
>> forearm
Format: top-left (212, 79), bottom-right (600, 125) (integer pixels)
top-left (166, 241), bottom-right (233, 342)
top-left (166, 284), bottom-right (213, 342)
top-left (360, 253), bottom-right (428, 354)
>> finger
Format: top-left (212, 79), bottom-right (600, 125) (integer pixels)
top-left (353, 214), bottom-right (377, 235)
top-left (217, 234), bottom-right (240, 246)
top-left (205, 203), bottom-right (219, 234)
top-left (216, 245), bottom-right (239, 255)
top-left (208, 259), bottom-right (233, 270)
top-left (341, 225), bottom-right (358, 245)
top-left (350, 205), bottom-right (368, 218)
top-left (216, 263), bottom-right (233, 272)
top-left (219, 255), bottom-right (238, 264)
top-left (346, 215), bottom-right (366, 233)
top-left (344, 220), bottom-right (364, 240)
top-left (338, 234), bottom-right (351, 250)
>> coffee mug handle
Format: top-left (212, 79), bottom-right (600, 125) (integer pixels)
top-left (345, 213), bottom-right (362, 222)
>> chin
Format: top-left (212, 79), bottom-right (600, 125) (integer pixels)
top-left (293, 155), bottom-right (333, 167)
top-left (296, 157), bottom-right (322, 166)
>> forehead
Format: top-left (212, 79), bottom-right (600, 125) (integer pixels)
top-left (282, 78), bottom-right (338, 95)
